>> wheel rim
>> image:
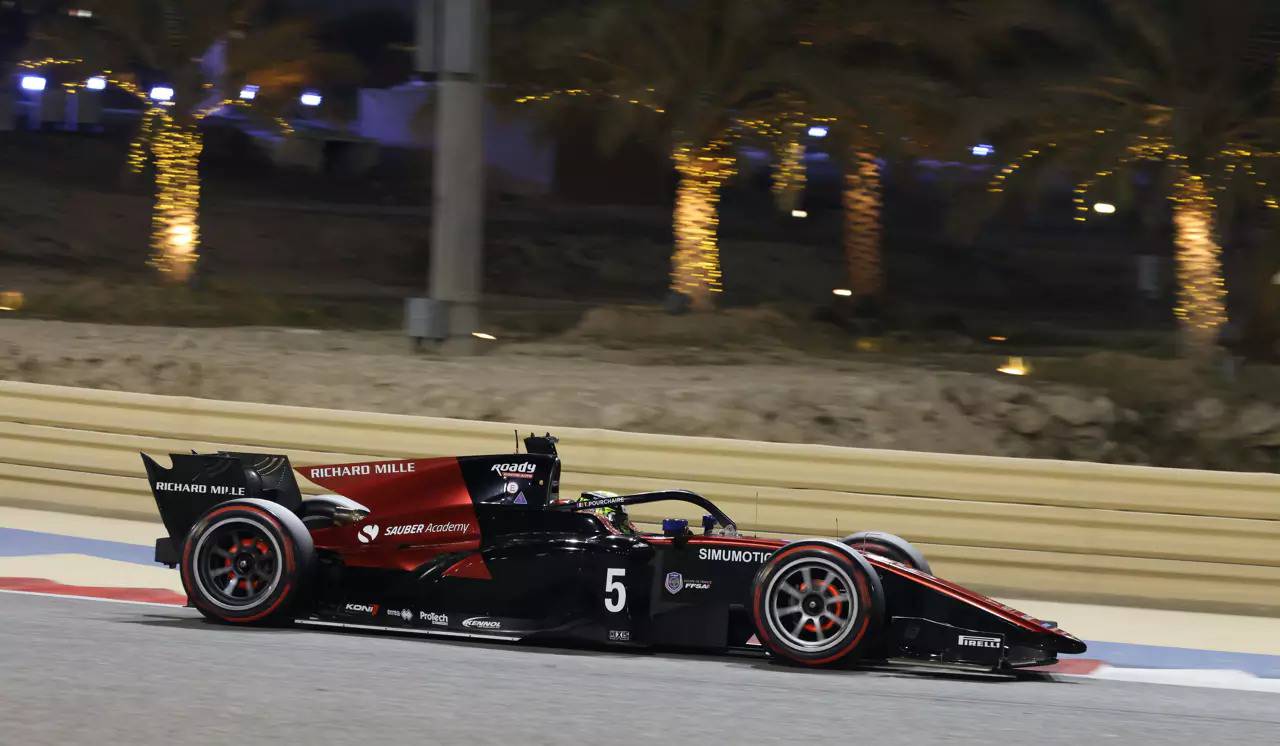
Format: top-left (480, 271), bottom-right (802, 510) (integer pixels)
top-left (192, 517), bottom-right (283, 611)
top-left (765, 556), bottom-right (859, 654)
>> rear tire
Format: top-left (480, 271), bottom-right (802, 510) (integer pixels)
top-left (749, 540), bottom-right (884, 667)
top-left (842, 531), bottom-right (931, 575)
top-left (181, 499), bottom-right (314, 625)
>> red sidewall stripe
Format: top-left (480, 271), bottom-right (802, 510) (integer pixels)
top-left (751, 544), bottom-right (874, 666)
top-left (181, 504), bottom-right (298, 624)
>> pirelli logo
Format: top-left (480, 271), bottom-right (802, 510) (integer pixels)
top-left (958, 635), bottom-right (1002, 649)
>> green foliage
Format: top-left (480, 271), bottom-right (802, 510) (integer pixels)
top-left (510, 0), bottom-right (801, 154)
top-left (977, 0), bottom-right (1280, 193)
top-left (26, 0), bottom-right (357, 124)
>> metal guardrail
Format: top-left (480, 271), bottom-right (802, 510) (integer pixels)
top-left (1, 381), bottom-right (1277, 614)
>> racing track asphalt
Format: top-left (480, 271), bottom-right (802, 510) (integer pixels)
top-left (2, 593), bottom-right (1278, 745)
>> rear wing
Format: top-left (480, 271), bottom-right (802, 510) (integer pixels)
top-left (141, 451), bottom-right (303, 556)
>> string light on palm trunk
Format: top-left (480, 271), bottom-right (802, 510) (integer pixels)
top-left (1169, 172), bottom-right (1227, 349)
top-left (843, 150), bottom-right (883, 299)
top-left (131, 108), bottom-right (203, 281)
top-left (671, 141), bottom-right (737, 308)
top-left (772, 135), bottom-right (806, 213)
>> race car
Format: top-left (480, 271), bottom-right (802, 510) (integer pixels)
top-left (141, 434), bottom-right (1085, 670)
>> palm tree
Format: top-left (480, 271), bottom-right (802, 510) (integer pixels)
top-left (516, 0), bottom-right (798, 311)
top-left (980, 0), bottom-right (1280, 356)
top-left (789, 0), bottom-right (980, 305)
top-left (29, 1), bottom-right (348, 282)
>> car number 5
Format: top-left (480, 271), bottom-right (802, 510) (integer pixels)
top-left (604, 568), bottom-right (626, 612)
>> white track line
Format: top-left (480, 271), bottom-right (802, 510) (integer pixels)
top-left (1077, 664), bottom-right (1280, 694)
top-left (0, 588), bottom-right (186, 609)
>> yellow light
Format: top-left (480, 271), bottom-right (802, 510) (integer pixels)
top-left (997, 357), bottom-right (1030, 376)
top-left (844, 151), bottom-right (882, 298)
top-left (0, 290), bottom-right (23, 311)
top-left (988, 335), bottom-right (1007, 342)
top-left (791, 209), bottom-right (809, 219)
top-left (1169, 172), bottom-right (1227, 352)
top-left (832, 288), bottom-right (853, 297)
top-left (772, 134), bottom-right (806, 213)
top-left (135, 109), bottom-right (204, 282)
top-left (471, 332), bottom-right (497, 341)
top-left (169, 223), bottom-right (194, 247)
top-left (671, 141), bottom-right (736, 309)
top-left (1093, 202), bottom-right (1116, 214)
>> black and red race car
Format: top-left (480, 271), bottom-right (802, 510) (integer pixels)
top-left (142, 434), bottom-right (1085, 670)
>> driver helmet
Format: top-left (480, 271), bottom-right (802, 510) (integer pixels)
top-left (577, 492), bottom-right (637, 534)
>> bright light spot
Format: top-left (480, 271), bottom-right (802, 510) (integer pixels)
top-left (832, 288), bottom-right (853, 297)
top-left (1093, 202), bottom-right (1117, 214)
top-left (20, 75), bottom-right (46, 92)
top-left (150, 86), bottom-right (174, 102)
top-left (168, 223), bottom-right (195, 249)
top-left (971, 144), bottom-right (995, 157)
top-left (0, 290), bottom-right (24, 311)
top-left (997, 356), bottom-right (1031, 376)
top-left (299, 91), bottom-right (323, 107)
top-left (471, 332), bottom-right (497, 341)
top-left (988, 335), bottom-right (1007, 342)
top-left (67, 8), bottom-right (92, 17)
top-left (239, 85), bottom-right (259, 100)
top-left (791, 209), bottom-right (809, 219)
top-left (1271, 271), bottom-right (1280, 286)
top-left (807, 125), bottom-right (829, 138)
top-left (85, 76), bottom-right (107, 91)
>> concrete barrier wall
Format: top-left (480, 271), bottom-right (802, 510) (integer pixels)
top-left (2, 381), bottom-right (1278, 614)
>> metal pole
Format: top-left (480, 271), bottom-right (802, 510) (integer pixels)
top-left (423, 0), bottom-right (488, 345)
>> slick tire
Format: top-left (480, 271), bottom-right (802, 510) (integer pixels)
top-left (181, 499), bottom-right (314, 625)
top-left (842, 530), bottom-right (932, 575)
top-left (749, 539), bottom-right (884, 667)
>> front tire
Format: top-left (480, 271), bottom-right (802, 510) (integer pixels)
top-left (842, 531), bottom-right (932, 575)
top-left (181, 499), bottom-right (314, 624)
top-left (749, 540), bottom-right (884, 667)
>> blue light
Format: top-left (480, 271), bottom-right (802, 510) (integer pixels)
top-left (971, 144), bottom-right (995, 157)
top-left (808, 125), bottom-right (829, 138)
top-left (239, 85), bottom-right (259, 101)
top-left (150, 85), bottom-right (174, 102)
top-left (299, 91), bottom-right (323, 107)
top-left (85, 76), bottom-right (107, 91)
top-left (20, 75), bottom-right (46, 92)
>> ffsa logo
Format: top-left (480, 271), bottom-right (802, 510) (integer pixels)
top-left (357, 524), bottom-right (380, 544)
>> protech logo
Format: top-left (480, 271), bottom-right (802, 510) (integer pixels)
top-left (420, 612), bottom-right (449, 627)
top-left (698, 547), bottom-right (773, 563)
top-left (958, 635), bottom-right (1002, 649)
